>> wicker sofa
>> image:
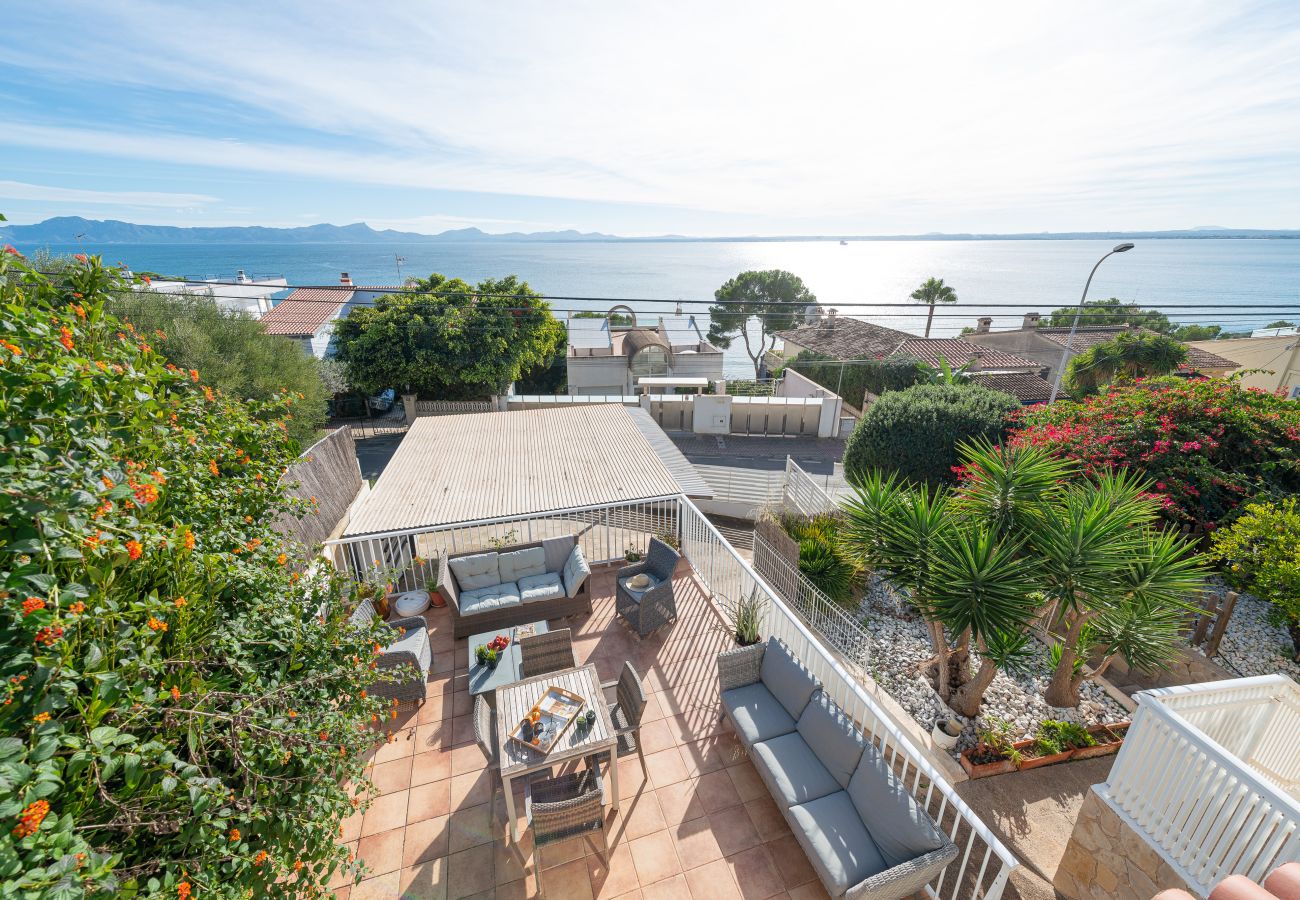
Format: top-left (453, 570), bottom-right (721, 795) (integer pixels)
top-left (438, 535), bottom-right (592, 639)
top-left (718, 637), bottom-right (957, 900)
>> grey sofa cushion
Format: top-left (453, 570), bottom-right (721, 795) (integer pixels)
top-left (751, 731), bottom-right (843, 809)
top-left (381, 622), bottom-right (432, 676)
top-left (760, 637), bottom-right (821, 721)
top-left (722, 682), bottom-right (798, 745)
top-left (541, 536), bottom-right (575, 573)
top-left (459, 583), bottom-right (522, 616)
top-left (498, 547), bottom-right (547, 583)
top-left (449, 552), bottom-right (500, 591)
top-left (788, 790), bottom-right (889, 896)
top-left (562, 545), bottom-right (590, 598)
top-left (848, 745), bottom-right (947, 868)
top-left (518, 572), bottom-right (566, 604)
top-left (797, 692), bottom-right (867, 790)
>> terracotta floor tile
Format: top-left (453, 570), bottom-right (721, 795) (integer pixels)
top-left (694, 770), bottom-right (742, 813)
top-left (372, 727), bottom-right (417, 765)
top-left (448, 802), bottom-right (495, 853)
top-left (450, 742), bottom-right (489, 776)
top-left (536, 835), bottom-right (588, 871)
top-left (446, 842), bottom-right (495, 900)
top-left (744, 798), bottom-right (790, 842)
top-left (725, 845), bottom-right (784, 900)
top-left (357, 826), bottom-right (405, 877)
top-left (539, 857), bottom-right (594, 900)
top-left (629, 831), bottom-right (683, 886)
top-left (340, 809), bottom-right (365, 843)
top-left (402, 815), bottom-right (449, 868)
top-left (415, 720), bottom-right (451, 754)
top-left (449, 769), bottom-right (492, 811)
top-left (641, 873), bottom-right (690, 900)
top-left (616, 789), bottom-right (667, 842)
top-left (725, 763), bottom-right (764, 803)
top-left (656, 779), bottom-right (707, 827)
top-left (450, 714), bottom-right (477, 748)
top-left (644, 747), bottom-right (689, 789)
top-left (369, 758), bottom-right (414, 795)
top-left (640, 693), bottom-right (666, 724)
top-left (684, 857), bottom-right (742, 900)
top-left (361, 790), bottom-right (410, 837)
top-left (399, 857), bottom-right (449, 900)
top-left (671, 815), bottom-right (724, 870)
top-left (635, 719), bottom-right (678, 755)
top-left (496, 875), bottom-right (540, 900)
top-left (765, 835), bottom-right (817, 890)
top-left (672, 709), bottom-right (727, 745)
top-left (614, 755), bottom-right (651, 800)
top-left (608, 891), bottom-right (644, 900)
top-left (783, 880), bottom-right (830, 900)
top-left (432, 653), bottom-right (455, 676)
top-left (417, 696), bottom-right (448, 726)
top-left (350, 871), bottom-right (401, 900)
top-left (452, 689), bottom-right (473, 717)
top-left (493, 831), bottom-right (532, 886)
top-left (407, 779), bottom-right (451, 824)
top-left (332, 887), bottom-right (351, 900)
top-left (708, 806), bottom-right (760, 857)
top-left (587, 842), bottom-right (640, 900)
top-left (411, 749), bottom-right (453, 787)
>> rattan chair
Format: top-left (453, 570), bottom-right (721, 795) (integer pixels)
top-left (348, 597), bottom-right (431, 705)
top-left (473, 695), bottom-right (506, 816)
top-left (615, 538), bottom-right (680, 638)
top-left (519, 628), bottom-right (577, 679)
top-left (525, 767), bottom-right (607, 862)
top-left (587, 662), bottom-right (649, 773)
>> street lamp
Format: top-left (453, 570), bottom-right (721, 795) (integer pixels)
top-left (1048, 242), bottom-right (1136, 402)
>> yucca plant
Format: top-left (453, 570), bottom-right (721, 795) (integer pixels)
top-left (733, 588), bottom-right (766, 646)
top-left (797, 538), bottom-right (856, 605)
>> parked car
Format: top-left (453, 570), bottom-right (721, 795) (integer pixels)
top-left (367, 389), bottom-right (397, 413)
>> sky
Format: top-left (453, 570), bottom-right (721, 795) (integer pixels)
top-left (2, 1), bottom-right (1300, 236)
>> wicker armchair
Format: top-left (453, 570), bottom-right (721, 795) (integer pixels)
top-left (519, 627), bottom-right (577, 679)
top-left (473, 696), bottom-right (506, 816)
top-left (615, 538), bottom-right (680, 638)
top-left (348, 597), bottom-right (432, 705)
top-left (587, 662), bottom-right (649, 773)
top-left (524, 767), bottom-right (607, 862)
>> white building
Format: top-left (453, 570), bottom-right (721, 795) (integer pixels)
top-left (140, 270), bottom-right (290, 317)
top-left (258, 272), bottom-right (399, 358)
top-left (566, 310), bottom-right (724, 395)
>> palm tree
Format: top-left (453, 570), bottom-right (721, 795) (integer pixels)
top-left (910, 277), bottom-right (958, 338)
top-left (1064, 332), bottom-right (1188, 396)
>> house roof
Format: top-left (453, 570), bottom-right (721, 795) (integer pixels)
top-left (776, 318), bottom-right (915, 359)
top-left (343, 404), bottom-right (711, 537)
top-left (966, 371), bottom-right (1055, 404)
top-left (1035, 327), bottom-right (1239, 370)
top-left (897, 338), bottom-right (1040, 370)
top-left (259, 288), bottom-right (352, 337)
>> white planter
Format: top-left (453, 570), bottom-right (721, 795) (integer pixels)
top-left (932, 718), bottom-right (962, 750)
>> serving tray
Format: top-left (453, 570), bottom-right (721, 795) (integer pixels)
top-left (507, 685), bottom-right (586, 755)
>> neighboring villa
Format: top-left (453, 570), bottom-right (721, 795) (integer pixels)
top-left (963, 313), bottom-right (1240, 385)
top-left (1188, 330), bottom-right (1300, 399)
top-left (773, 312), bottom-right (1056, 404)
top-left (140, 269), bottom-right (289, 317)
top-left (258, 272), bottom-right (398, 358)
top-left (565, 307), bottom-right (724, 395)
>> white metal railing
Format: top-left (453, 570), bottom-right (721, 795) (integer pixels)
top-left (678, 498), bottom-right (1017, 900)
top-left (1104, 675), bottom-right (1300, 893)
top-left (784, 456), bottom-right (845, 516)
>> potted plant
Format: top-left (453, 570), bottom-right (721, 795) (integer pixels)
top-left (474, 645), bottom-right (499, 670)
top-left (959, 717), bottom-right (1022, 779)
top-left (733, 588), bottom-right (765, 647)
top-left (1016, 720), bottom-right (1091, 770)
top-left (1077, 721), bottom-right (1129, 759)
top-left (625, 544), bottom-right (643, 563)
top-left (931, 716), bottom-right (963, 751)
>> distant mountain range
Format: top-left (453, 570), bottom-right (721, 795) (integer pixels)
top-left (3, 216), bottom-right (1299, 245)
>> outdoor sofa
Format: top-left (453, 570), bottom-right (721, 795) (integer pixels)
top-left (349, 596), bottom-right (432, 705)
top-left (718, 637), bottom-right (957, 900)
top-left (438, 535), bottom-right (592, 639)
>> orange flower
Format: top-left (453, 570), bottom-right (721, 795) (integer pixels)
top-left (101, 475), bottom-right (115, 490)
top-left (84, 530), bottom-right (102, 549)
top-left (277, 553), bottom-right (287, 566)
top-left (73, 304), bottom-right (86, 319)
top-left (183, 529), bottom-right (195, 551)
top-left (177, 881), bottom-right (192, 899)
top-left (152, 470), bottom-right (167, 484)
top-left (21, 597), bottom-right (45, 616)
top-left (293, 860), bottom-right (303, 872)
top-left (74, 253), bottom-right (87, 263)
top-left (33, 712), bottom-right (50, 724)
top-left (34, 626), bottom-right (63, 647)
top-left (319, 730), bottom-right (328, 741)
top-left (253, 850), bottom-right (267, 866)
top-left (244, 515), bottom-right (253, 524)
top-left (288, 709), bottom-right (296, 718)
top-left (170, 686), bottom-right (181, 701)
top-left (12, 800), bottom-right (50, 838)
top-left (147, 617), bottom-right (167, 632)
top-left (141, 274), bottom-right (151, 285)
top-left (59, 327), bottom-right (75, 351)
top-left (174, 596), bottom-right (187, 608)
top-left (189, 369), bottom-right (199, 382)
top-left (246, 538), bottom-right (261, 550)
top-left (202, 386), bottom-right (215, 402)
top-left (126, 539), bottom-right (143, 560)
top-left (229, 827), bottom-right (240, 842)
top-left (133, 483), bottom-right (159, 505)
top-left (0, 339), bottom-right (22, 356)
top-left (69, 601), bottom-right (86, 615)
top-left (208, 459), bottom-right (219, 476)
top-left (359, 689), bottom-right (367, 699)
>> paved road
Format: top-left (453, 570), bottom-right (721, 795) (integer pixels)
top-left (353, 434), bottom-right (404, 482)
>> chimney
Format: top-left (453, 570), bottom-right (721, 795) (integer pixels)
top-left (975, 316), bottom-right (992, 334)
top-left (968, 348), bottom-right (985, 371)
top-left (1023, 312), bottom-right (1041, 330)
top-left (339, 272), bottom-right (352, 286)
top-left (824, 308), bottom-right (838, 330)
top-left (236, 269), bottom-right (248, 284)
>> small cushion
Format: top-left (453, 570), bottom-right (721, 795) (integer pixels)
top-left (541, 536), bottom-right (575, 573)
top-left (848, 745), bottom-right (947, 868)
top-left (458, 583), bottom-right (521, 616)
top-left (498, 547), bottom-right (547, 583)
top-left (449, 552), bottom-right (500, 591)
top-left (619, 573), bottom-right (660, 602)
top-left (751, 731), bottom-right (843, 809)
top-left (797, 692), bottom-right (867, 790)
top-left (562, 545), bottom-right (591, 598)
top-left (788, 791), bottom-right (888, 895)
top-left (760, 637), bottom-right (821, 722)
top-left (518, 572), bottom-right (565, 604)
top-left (722, 682), bottom-right (798, 745)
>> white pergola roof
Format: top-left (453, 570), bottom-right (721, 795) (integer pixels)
top-left (344, 404), bottom-right (710, 537)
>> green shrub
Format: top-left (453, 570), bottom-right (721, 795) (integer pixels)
top-left (0, 245), bottom-right (389, 897)
top-left (783, 351), bottom-right (924, 407)
top-left (843, 383), bottom-right (1019, 486)
top-left (1209, 498), bottom-right (1300, 653)
top-left (797, 539), bottom-right (856, 604)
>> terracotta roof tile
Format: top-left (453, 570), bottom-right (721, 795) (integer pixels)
top-left (1035, 326), bottom-right (1239, 370)
top-left (259, 288), bottom-right (352, 337)
top-left (966, 371), bottom-right (1055, 403)
top-left (897, 338), bottom-right (1041, 370)
top-left (775, 318), bottom-right (915, 359)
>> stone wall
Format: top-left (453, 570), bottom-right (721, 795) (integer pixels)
top-left (1054, 787), bottom-right (1195, 900)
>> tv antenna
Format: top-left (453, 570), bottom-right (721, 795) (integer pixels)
top-left (395, 255), bottom-right (407, 283)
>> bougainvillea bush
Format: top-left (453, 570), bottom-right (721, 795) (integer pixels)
top-left (1, 243), bottom-right (392, 897)
top-left (1009, 378), bottom-right (1300, 530)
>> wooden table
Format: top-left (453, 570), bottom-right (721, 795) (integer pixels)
top-left (494, 664), bottom-right (619, 842)
top-left (466, 621), bottom-right (549, 698)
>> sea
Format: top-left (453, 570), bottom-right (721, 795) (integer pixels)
top-left (18, 238), bottom-right (1300, 378)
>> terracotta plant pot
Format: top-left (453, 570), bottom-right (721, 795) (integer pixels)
top-left (430, 587), bottom-right (448, 609)
top-left (1013, 739), bottom-right (1074, 771)
top-left (959, 749), bottom-right (1019, 779)
top-left (1073, 722), bottom-right (1128, 759)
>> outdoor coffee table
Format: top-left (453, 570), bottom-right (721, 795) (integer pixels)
top-left (495, 663), bottom-right (619, 842)
top-left (466, 621), bottom-right (549, 698)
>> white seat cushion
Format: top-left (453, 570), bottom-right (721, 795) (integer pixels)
top-left (562, 545), bottom-right (591, 598)
top-left (518, 572), bottom-right (565, 604)
top-left (498, 547), bottom-right (547, 583)
top-left (459, 583), bottom-right (522, 616)
top-left (449, 552), bottom-right (501, 591)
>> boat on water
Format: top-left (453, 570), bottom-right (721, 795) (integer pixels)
top-left (839, 239), bottom-right (848, 245)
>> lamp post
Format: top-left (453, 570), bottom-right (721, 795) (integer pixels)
top-left (1048, 242), bottom-right (1135, 402)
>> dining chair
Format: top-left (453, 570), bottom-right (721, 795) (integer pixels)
top-left (524, 766), bottom-right (607, 864)
top-left (473, 695), bottom-right (504, 817)
top-left (587, 662), bottom-right (648, 773)
top-left (519, 627), bottom-right (577, 679)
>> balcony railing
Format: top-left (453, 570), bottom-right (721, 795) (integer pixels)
top-left (1104, 675), bottom-right (1300, 893)
top-left (326, 494), bottom-right (1018, 899)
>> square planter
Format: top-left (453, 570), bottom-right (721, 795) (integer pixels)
top-left (1073, 722), bottom-right (1128, 760)
top-left (1013, 739), bottom-right (1074, 771)
top-left (959, 750), bottom-right (1019, 779)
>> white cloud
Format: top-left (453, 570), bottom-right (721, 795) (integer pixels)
top-left (0, 180), bottom-right (218, 208)
top-left (3, 1), bottom-right (1300, 230)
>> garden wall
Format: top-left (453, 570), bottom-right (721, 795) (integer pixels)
top-left (274, 427), bottom-right (364, 553)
